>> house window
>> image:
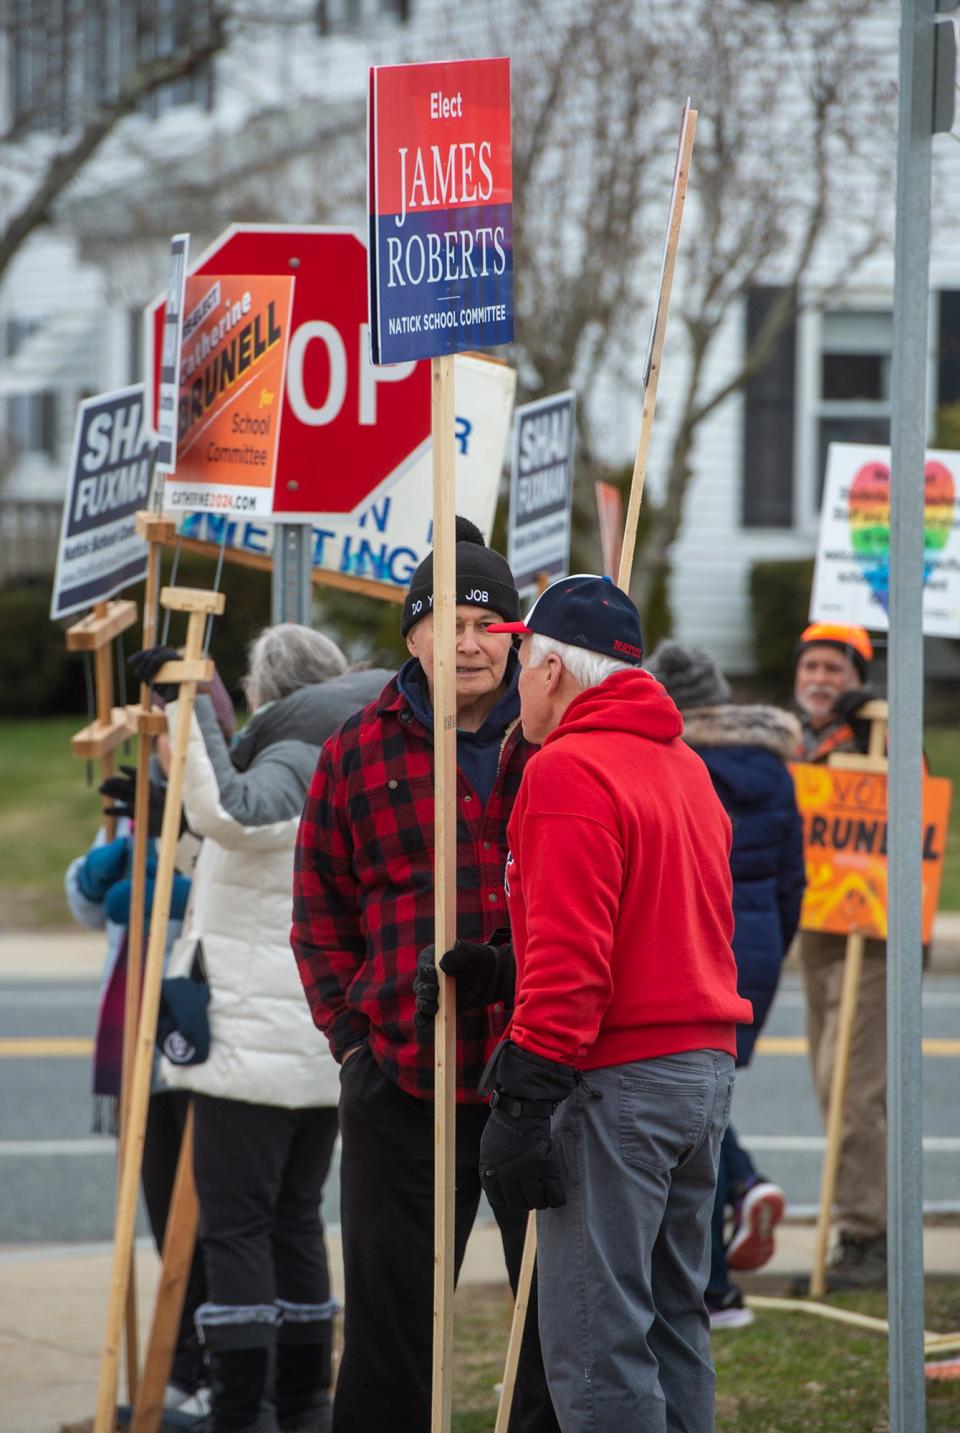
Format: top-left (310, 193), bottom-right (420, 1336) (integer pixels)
top-left (316, 0), bottom-right (410, 35)
top-left (937, 290), bottom-right (960, 406)
top-left (3, 322), bottom-right (59, 459)
top-left (814, 310), bottom-right (891, 501)
top-left (7, 0), bottom-right (214, 136)
top-left (741, 286), bottom-right (797, 528)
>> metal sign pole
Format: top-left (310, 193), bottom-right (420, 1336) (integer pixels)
top-left (887, 1), bottom-right (943, 1425)
top-left (271, 522), bottom-right (314, 626)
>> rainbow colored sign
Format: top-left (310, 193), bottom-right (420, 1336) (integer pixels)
top-left (810, 442), bottom-right (960, 637)
top-left (367, 57), bottom-right (513, 365)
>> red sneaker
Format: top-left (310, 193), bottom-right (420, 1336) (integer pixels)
top-left (726, 1180), bottom-right (785, 1271)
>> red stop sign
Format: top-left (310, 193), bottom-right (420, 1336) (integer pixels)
top-left (147, 224), bottom-right (431, 516)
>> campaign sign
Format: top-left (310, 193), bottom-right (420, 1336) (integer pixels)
top-left (793, 763), bottom-right (952, 943)
top-left (51, 385), bottom-right (154, 619)
top-left (508, 391), bottom-right (576, 596)
top-left (595, 480), bottom-right (625, 580)
top-left (810, 442), bottom-right (960, 637)
top-left (164, 274), bottom-right (295, 519)
top-left (156, 233), bottom-right (189, 472)
top-left (368, 57), bottom-right (513, 364)
top-left (178, 352), bottom-right (516, 593)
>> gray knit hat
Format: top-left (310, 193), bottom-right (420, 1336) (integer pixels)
top-left (645, 640), bottom-right (731, 711)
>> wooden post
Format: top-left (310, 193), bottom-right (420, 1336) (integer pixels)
top-left (431, 353), bottom-right (458, 1433)
top-left (121, 514), bottom-right (176, 1149)
top-left (116, 515), bottom-right (176, 1404)
top-left (494, 1213), bottom-right (537, 1433)
top-left (65, 596), bottom-right (141, 1396)
top-left (66, 598), bottom-right (139, 826)
top-left (92, 585), bottom-right (224, 1433)
top-left (808, 702), bottom-right (888, 1298)
top-left (616, 103), bottom-right (697, 591)
top-left (130, 1110), bottom-right (200, 1433)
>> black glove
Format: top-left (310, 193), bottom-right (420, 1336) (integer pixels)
top-left (831, 686), bottom-right (877, 723)
top-left (831, 686), bottom-right (879, 750)
top-left (478, 1041), bottom-right (575, 1211)
top-left (99, 765), bottom-right (185, 839)
top-left (413, 934), bottom-right (516, 1030)
top-left (129, 646), bottom-right (182, 702)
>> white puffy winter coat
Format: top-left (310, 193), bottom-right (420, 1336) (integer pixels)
top-left (160, 671), bottom-right (389, 1108)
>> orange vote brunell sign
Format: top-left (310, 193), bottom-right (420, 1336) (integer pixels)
top-left (164, 273), bottom-right (295, 519)
top-left (792, 762), bottom-right (952, 942)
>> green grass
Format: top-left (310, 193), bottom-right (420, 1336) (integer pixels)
top-left (1, 717), bottom-right (959, 928)
top-left (927, 728), bottom-right (960, 911)
top-left (0, 715), bottom-right (119, 927)
top-left (56, 1279), bottom-right (960, 1432)
top-left (445, 1281), bottom-right (960, 1433)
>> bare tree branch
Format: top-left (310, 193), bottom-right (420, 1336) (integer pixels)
top-left (0, 11), bottom-right (226, 285)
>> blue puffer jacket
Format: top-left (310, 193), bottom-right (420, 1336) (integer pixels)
top-left (681, 703), bottom-right (805, 1065)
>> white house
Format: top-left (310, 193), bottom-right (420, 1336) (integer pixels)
top-left (1, 0), bottom-right (958, 674)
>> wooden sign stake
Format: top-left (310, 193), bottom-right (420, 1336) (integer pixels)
top-left (496, 101), bottom-right (698, 1433)
top-left (616, 105), bottom-right (697, 591)
top-left (130, 1111), bottom-right (200, 1433)
top-left (494, 1211), bottom-right (537, 1433)
top-left (65, 595), bottom-right (140, 1397)
top-left (809, 701), bottom-right (889, 1299)
top-left (92, 584), bottom-right (225, 1433)
top-left (431, 353), bottom-right (458, 1433)
top-left (115, 512), bottom-right (176, 1422)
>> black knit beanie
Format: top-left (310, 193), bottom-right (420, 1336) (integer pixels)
top-left (645, 640), bottom-right (731, 711)
top-left (400, 516), bottom-right (520, 636)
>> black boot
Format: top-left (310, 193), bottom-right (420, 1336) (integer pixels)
top-left (204, 1347), bottom-right (278, 1433)
top-left (275, 1333), bottom-right (333, 1433)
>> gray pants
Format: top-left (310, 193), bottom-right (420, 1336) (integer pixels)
top-left (537, 1050), bottom-right (734, 1433)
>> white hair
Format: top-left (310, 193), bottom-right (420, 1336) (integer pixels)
top-left (526, 633), bottom-right (633, 690)
top-left (245, 624), bottom-right (348, 708)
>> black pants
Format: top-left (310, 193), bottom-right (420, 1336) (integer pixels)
top-left (334, 1045), bottom-right (560, 1433)
top-left (142, 1090), bottom-right (207, 1392)
top-left (192, 1094), bottom-right (339, 1369)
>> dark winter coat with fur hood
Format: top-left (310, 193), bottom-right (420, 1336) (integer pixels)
top-left (681, 703), bottom-right (806, 1065)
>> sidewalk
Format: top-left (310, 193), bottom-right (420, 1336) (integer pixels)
top-left (2, 912), bottom-right (959, 982)
top-left (2, 1221), bottom-right (959, 1432)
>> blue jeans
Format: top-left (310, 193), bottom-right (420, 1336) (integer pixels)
top-left (537, 1050), bottom-right (734, 1433)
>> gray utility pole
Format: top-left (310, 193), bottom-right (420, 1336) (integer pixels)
top-left (887, 3), bottom-right (956, 1429)
top-left (271, 523), bottom-right (315, 626)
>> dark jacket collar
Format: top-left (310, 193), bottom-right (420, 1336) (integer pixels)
top-left (395, 650), bottom-right (520, 740)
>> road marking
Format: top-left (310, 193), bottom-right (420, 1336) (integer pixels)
top-left (0, 1037), bottom-right (93, 1057)
top-left (772, 990), bottom-right (960, 1011)
top-left (756, 1036), bottom-right (960, 1057)
top-left (743, 1135), bottom-right (960, 1153)
top-left (1, 1035), bottom-right (959, 1060)
top-left (0, 1138), bottom-right (115, 1157)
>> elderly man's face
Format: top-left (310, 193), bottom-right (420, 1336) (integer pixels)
top-left (516, 634), bottom-right (561, 746)
top-left (794, 644), bottom-right (862, 727)
top-left (406, 605), bottom-right (513, 713)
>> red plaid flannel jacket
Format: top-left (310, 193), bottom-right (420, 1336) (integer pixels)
top-left (292, 673), bottom-right (533, 1102)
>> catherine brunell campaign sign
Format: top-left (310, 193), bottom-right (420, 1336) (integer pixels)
top-left (368, 57), bottom-right (513, 365)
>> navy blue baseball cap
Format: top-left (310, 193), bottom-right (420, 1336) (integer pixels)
top-left (487, 573), bottom-right (644, 665)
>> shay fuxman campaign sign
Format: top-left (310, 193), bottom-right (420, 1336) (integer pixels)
top-left (508, 391), bottom-right (576, 597)
top-left (163, 273), bottom-right (295, 518)
top-left (51, 385), bottom-right (155, 619)
top-left (810, 442), bottom-right (960, 637)
top-left (368, 57), bottom-right (513, 365)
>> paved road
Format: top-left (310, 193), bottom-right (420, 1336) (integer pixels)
top-left (0, 972), bottom-right (958, 1244)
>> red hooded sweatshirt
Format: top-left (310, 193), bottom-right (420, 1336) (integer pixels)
top-left (505, 667), bottom-right (753, 1069)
